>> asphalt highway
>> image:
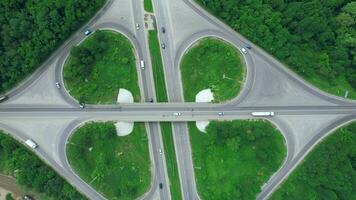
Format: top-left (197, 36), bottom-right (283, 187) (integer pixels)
top-left (0, 0), bottom-right (356, 200)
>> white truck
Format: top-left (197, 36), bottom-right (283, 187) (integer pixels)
top-left (25, 139), bottom-right (38, 149)
top-left (140, 60), bottom-right (145, 69)
top-left (251, 112), bottom-right (275, 117)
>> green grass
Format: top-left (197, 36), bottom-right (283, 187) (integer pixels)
top-left (148, 30), bottom-right (168, 102)
top-left (64, 30), bottom-right (140, 104)
top-left (189, 120), bottom-right (286, 200)
top-left (180, 38), bottom-right (245, 102)
top-left (144, 0), bottom-right (154, 12)
top-left (271, 122), bottom-right (356, 200)
top-left (308, 75), bottom-right (355, 99)
top-left (67, 122), bottom-right (151, 200)
top-left (160, 123), bottom-right (182, 200)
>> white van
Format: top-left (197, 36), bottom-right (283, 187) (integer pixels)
top-left (25, 139), bottom-right (38, 149)
top-left (140, 60), bottom-right (145, 69)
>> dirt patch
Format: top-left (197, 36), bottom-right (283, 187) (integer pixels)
top-left (0, 174), bottom-right (38, 200)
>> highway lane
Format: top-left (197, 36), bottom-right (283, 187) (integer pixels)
top-left (1, 105), bottom-right (356, 116)
top-left (152, 0), bottom-right (204, 199)
top-left (257, 115), bottom-right (356, 200)
top-left (131, 0), bottom-right (172, 199)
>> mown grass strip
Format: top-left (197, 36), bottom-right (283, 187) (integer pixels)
top-left (144, 0), bottom-right (154, 12)
top-left (148, 30), bottom-right (168, 102)
top-left (160, 122), bottom-right (182, 200)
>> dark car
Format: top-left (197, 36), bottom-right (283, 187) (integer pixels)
top-left (161, 27), bottom-right (166, 33)
top-left (149, 98), bottom-right (154, 103)
top-left (23, 195), bottom-right (34, 200)
top-left (246, 45), bottom-right (252, 49)
top-left (84, 30), bottom-right (92, 36)
top-left (0, 95), bottom-right (8, 103)
top-left (159, 183), bottom-right (163, 189)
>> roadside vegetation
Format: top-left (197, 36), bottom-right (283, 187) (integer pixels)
top-left (189, 120), bottom-right (286, 200)
top-left (67, 122), bottom-right (150, 200)
top-left (0, 0), bottom-right (105, 94)
top-left (180, 38), bottom-right (244, 102)
top-left (144, 0), bottom-right (154, 13)
top-left (64, 30), bottom-right (140, 104)
top-left (160, 123), bottom-right (182, 200)
top-left (0, 131), bottom-right (86, 200)
top-left (148, 30), bottom-right (168, 102)
top-left (271, 122), bottom-right (356, 200)
top-left (196, 0), bottom-right (356, 99)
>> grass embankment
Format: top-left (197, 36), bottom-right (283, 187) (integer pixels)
top-left (148, 30), bottom-right (168, 102)
top-left (160, 123), bottom-right (182, 200)
top-left (0, 131), bottom-right (85, 200)
top-left (64, 30), bottom-right (140, 104)
top-left (271, 122), bottom-right (356, 200)
top-left (144, 0), bottom-right (154, 12)
top-left (189, 120), bottom-right (286, 200)
top-left (180, 38), bottom-right (244, 102)
top-left (67, 122), bottom-right (150, 200)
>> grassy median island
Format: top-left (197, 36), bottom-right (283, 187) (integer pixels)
top-left (189, 120), bottom-right (286, 200)
top-left (64, 30), bottom-right (140, 104)
top-left (160, 123), bottom-right (182, 200)
top-left (144, 0), bottom-right (154, 12)
top-left (0, 131), bottom-right (86, 200)
top-left (180, 38), bottom-right (244, 102)
top-left (271, 122), bottom-right (356, 200)
top-left (67, 122), bottom-right (150, 200)
top-left (148, 30), bottom-right (168, 102)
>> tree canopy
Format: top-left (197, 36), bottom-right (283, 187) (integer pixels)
top-left (0, 0), bottom-right (105, 93)
top-left (0, 131), bottom-right (86, 200)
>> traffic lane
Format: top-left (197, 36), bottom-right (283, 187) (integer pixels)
top-left (147, 122), bottom-right (171, 200)
top-left (257, 114), bottom-right (356, 200)
top-left (172, 122), bottom-right (200, 200)
top-left (1, 106), bottom-right (356, 119)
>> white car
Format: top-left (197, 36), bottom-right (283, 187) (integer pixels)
top-left (25, 139), bottom-right (38, 149)
top-left (173, 112), bottom-right (181, 116)
top-left (218, 112), bottom-right (224, 116)
top-left (84, 30), bottom-right (92, 36)
top-left (159, 148), bottom-right (163, 154)
top-left (79, 103), bottom-right (85, 109)
top-left (241, 47), bottom-right (247, 54)
top-left (55, 82), bottom-right (60, 89)
top-left (136, 23), bottom-right (140, 30)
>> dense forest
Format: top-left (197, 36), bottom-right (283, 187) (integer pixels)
top-left (272, 122), bottom-right (355, 199)
top-left (196, 0), bottom-right (356, 98)
top-left (0, 132), bottom-right (86, 200)
top-left (0, 0), bottom-right (105, 94)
